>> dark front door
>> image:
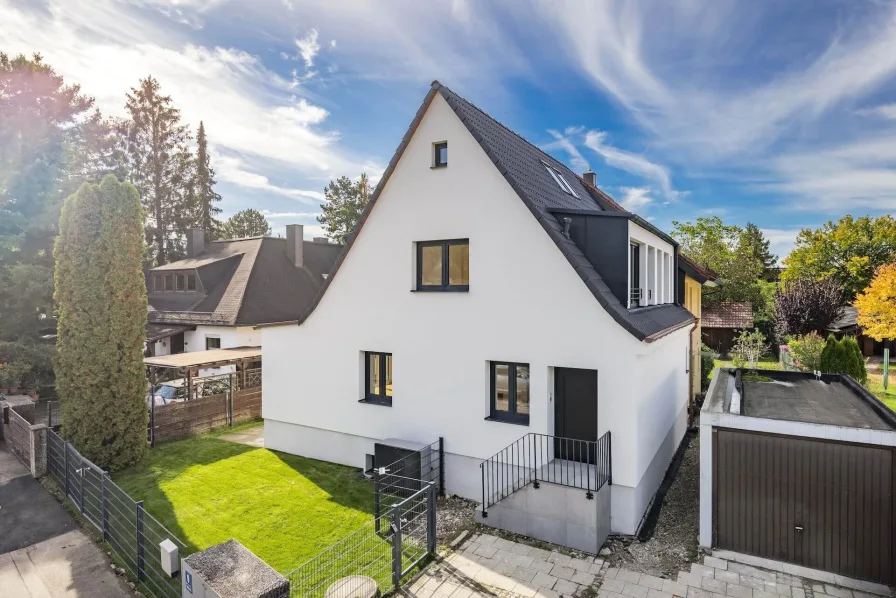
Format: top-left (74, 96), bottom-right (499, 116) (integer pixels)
top-left (554, 367), bottom-right (598, 463)
top-left (170, 332), bottom-right (185, 354)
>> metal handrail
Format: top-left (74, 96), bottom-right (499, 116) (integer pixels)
top-left (479, 431), bottom-right (611, 517)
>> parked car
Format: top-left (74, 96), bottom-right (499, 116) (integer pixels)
top-left (147, 380), bottom-right (186, 407)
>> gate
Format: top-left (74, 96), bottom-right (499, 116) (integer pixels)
top-left (64, 442), bottom-right (105, 533)
top-left (714, 428), bottom-right (895, 585)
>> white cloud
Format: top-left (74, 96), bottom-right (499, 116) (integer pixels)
top-left (618, 186), bottom-right (654, 210)
top-left (584, 131), bottom-right (676, 199)
top-left (260, 210), bottom-right (321, 219)
top-left (543, 129), bottom-right (589, 172)
top-left (760, 228), bottom-right (801, 264)
top-left (856, 103), bottom-right (896, 119)
top-left (0, 0), bottom-right (376, 201)
top-left (295, 29), bottom-right (320, 68)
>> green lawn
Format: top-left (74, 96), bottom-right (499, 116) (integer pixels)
top-left (709, 356), bottom-right (783, 379)
top-left (113, 425), bottom-right (378, 574)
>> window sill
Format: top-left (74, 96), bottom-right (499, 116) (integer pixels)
top-left (430, 165), bottom-right (447, 170)
top-left (484, 415), bottom-right (529, 427)
top-left (411, 286), bottom-right (469, 293)
top-left (359, 398), bottom-right (392, 407)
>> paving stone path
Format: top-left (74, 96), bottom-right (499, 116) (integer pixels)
top-left (404, 533), bottom-right (892, 598)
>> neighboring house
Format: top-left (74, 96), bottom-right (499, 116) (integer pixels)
top-left (146, 226), bottom-right (340, 373)
top-left (827, 305), bottom-right (896, 358)
top-left (701, 301), bottom-right (753, 355)
top-left (261, 81), bottom-right (696, 545)
top-left (677, 254), bottom-right (719, 397)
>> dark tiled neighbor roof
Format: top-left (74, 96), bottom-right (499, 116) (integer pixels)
top-left (702, 302), bottom-right (754, 328)
top-left (827, 305), bottom-right (857, 332)
top-left (149, 237), bottom-right (340, 326)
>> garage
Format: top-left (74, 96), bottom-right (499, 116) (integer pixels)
top-left (700, 369), bottom-right (896, 585)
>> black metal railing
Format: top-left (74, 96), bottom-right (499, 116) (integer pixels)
top-left (479, 431), bottom-right (611, 517)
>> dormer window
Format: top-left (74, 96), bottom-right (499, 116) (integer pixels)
top-left (187, 274), bottom-right (196, 291)
top-left (164, 274), bottom-right (173, 291)
top-left (433, 142), bottom-right (447, 168)
top-left (541, 161), bottom-right (578, 198)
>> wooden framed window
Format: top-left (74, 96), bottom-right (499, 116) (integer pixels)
top-left (362, 351), bottom-right (392, 406)
top-left (488, 361), bottom-right (530, 425)
top-left (416, 239), bottom-right (469, 291)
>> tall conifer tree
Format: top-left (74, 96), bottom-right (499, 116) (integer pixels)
top-left (55, 175), bottom-right (147, 470)
top-left (192, 121), bottom-right (222, 238)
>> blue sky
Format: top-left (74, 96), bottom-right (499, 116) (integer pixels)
top-left (4, 0), bottom-right (896, 260)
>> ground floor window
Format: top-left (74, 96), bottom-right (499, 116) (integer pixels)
top-left (363, 351), bottom-right (392, 406)
top-left (205, 336), bottom-right (221, 350)
top-left (489, 361), bottom-right (529, 424)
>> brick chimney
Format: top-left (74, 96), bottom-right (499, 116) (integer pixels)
top-left (186, 228), bottom-right (205, 258)
top-left (286, 224), bottom-right (304, 268)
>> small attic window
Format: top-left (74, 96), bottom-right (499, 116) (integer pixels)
top-left (433, 142), bottom-right (447, 168)
top-left (542, 161), bottom-right (579, 198)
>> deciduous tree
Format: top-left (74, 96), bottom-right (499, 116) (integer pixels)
top-left (773, 277), bottom-right (844, 338)
top-left (317, 173), bottom-right (372, 244)
top-left (218, 208), bottom-right (271, 239)
top-left (855, 263), bottom-right (896, 342)
top-left (55, 175), bottom-right (147, 470)
top-left (783, 215), bottom-right (896, 301)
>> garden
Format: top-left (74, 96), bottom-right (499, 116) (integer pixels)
top-left (112, 422), bottom-right (378, 574)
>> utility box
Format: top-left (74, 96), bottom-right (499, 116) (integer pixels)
top-left (181, 539), bottom-right (288, 598)
top-left (160, 539), bottom-right (179, 577)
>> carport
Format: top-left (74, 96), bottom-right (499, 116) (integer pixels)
top-left (145, 346), bottom-right (262, 398)
top-left (700, 369), bottom-right (896, 585)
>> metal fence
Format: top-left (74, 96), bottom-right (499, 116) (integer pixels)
top-left (270, 440), bottom-right (443, 597)
top-left (275, 482), bottom-right (435, 598)
top-left (46, 428), bottom-right (193, 598)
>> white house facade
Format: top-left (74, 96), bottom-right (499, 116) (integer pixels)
top-left (262, 82), bottom-right (695, 545)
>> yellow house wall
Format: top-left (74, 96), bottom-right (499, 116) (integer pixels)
top-left (684, 276), bottom-right (703, 396)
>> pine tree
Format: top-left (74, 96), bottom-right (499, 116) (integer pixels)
top-left (55, 175), bottom-right (147, 470)
top-left (192, 121), bottom-right (222, 239)
top-left (317, 173), bottom-right (372, 244)
top-left (218, 209), bottom-right (271, 239)
top-left (742, 223), bottom-right (777, 280)
top-left (120, 76), bottom-right (194, 266)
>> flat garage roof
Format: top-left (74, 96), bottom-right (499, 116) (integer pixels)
top-left (144, 346), bottom-right (261, 370)
top-left (724, 370), bottom-right (896, 431)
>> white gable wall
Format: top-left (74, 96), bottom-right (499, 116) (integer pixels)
top-left (262, 93), bottom-right (689, 534)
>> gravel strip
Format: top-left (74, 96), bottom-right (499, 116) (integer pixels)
top-left (436, 494), bottom-right (477, 547)
top-left (602, 431), bottom-right (700, 577)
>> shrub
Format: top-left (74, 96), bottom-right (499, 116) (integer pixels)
top-left (732, 328), bottom-right (768, 369)
top-left (819, 335), bottom-right (867, 383)
top-left (787, 332), bottom-right (825, 372)
top-left (700, 353), bottom-right (715, 392)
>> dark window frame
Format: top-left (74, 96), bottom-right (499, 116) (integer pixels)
top-left (415, 239), bottom-right (469, 292)
top-left (164, 274), bottom-right (173, 291)
top-left (361, 351), bottom-right (392, 407)
top-left (433, 141), bottom-right (448, 168)
top-left (187, 274), bottom-right (197, 291)
top-left (205, 336), bottom-right (221, 350)
top-left (153, 275), bottom-right (164, 292)
top-left (630, 243), bottom-right (641, 307)
top-left (175, 273), bottom-right (186, 291)
top-left (487, 361), bottom-right (530, 425)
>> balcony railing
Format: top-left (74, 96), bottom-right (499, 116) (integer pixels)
top-left (630, 287), bottom-right (642, 306)
top-left (479, 431), bottom-right (611, 517)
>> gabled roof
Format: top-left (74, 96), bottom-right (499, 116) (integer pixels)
top-left (678, 253), bottom-right (719, 285)
top-left (702, 302), bottom-right (754, 329)
top-left (290, 81), bottom-right (694, 341)
top-left (148, 237), bottom-right (340, 326)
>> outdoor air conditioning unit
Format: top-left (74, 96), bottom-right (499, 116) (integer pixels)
top-left (373, 438), bottom-right (436, 484)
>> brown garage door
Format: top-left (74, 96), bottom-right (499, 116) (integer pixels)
top-left (713, 428), bottom-right (895, 585)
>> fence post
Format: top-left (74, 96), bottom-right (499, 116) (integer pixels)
top-left (374, 468), bottom-right (381, 534)
top-left (228, 373), bottom-right (234, 427)
top-left (101, 473), bottom-right (109, 540)
top-left (136, 500), bottom-right (145, 581)
top-left (150, 394), bottom-right (155, 448)
top-left (78, 457), bottom-right (84, 513)
top-left (62, 442), bottom-right (68, 499)
top-left (391, 504), bottom-right (403, 590)
top-left (427, 483), bottom-right (436, 555)
top-left (438, 437), bottom-right (445, 497)
top-left (607, 431), bottom-right (613, 486)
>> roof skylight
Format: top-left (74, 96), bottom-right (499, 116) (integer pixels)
top-left (542, 161), bottom-right (579, 198)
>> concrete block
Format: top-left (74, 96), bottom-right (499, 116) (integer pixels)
top-left (640, 575), bottom-right (667, 591)
top-left (552, 565), bottom-right (576, 581)
top-left (715, 571), bottom-right (740, 584)
top-left (617, 570), bottom-right (642, 583)
top-left (565, 487), bottom-right (598, 527)
top-left (662, 579), bottom-right (689, 597)
top-left (500, 508), bottom-right (528, 536)
top-left (554, 579), bottom-right (580, 595)
top-left (572, 571), bottom-right (595, 586)
top-left (727, 584), bottom-right (753, 598)
top-left (532, 571), bottom-right (559, 590)
top-left (566, 521), bottom-right (599, 553)
top-left (623, 583), bottom-right (650, 598)
top-left (527, 515), bottom-right (566, 547)
top-left (601, 579), bottom-right (627, 593)
top-left (701, 577), bottom-right (727, 594)
top-left (705, 556), bottom-right (728, 570)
